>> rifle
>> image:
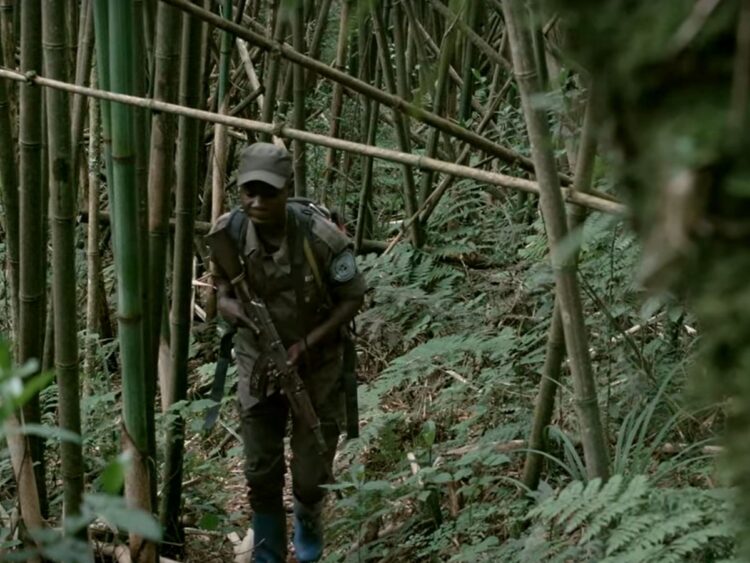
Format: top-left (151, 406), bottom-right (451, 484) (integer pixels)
top-left (207, 224), bottom-right (328, 454)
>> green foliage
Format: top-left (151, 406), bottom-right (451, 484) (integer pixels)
top-left (509, 475), bottom-right (735, 562)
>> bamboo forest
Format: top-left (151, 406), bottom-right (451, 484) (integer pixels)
top-left (1, 0), bottom-right (749, 561)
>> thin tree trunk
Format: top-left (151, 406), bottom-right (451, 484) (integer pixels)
top-left (98, 0), bottom-right (156, 559)
top-left (321, 0), bottom-right (350, 202)
top-left (18, 0), bottom-right (48, 518)
top-left (85, 72), bottom-right (101, 382)
top-left (147, 2), bottom-right (182, 395)
top-left (291, 0), bottom-right (306, 196)
top-left (458, 0), bottom-right (478, 123)
top-left (159, 9), bottom-right (203, 556)
top-left (0, 0), bottom-right (17, 145)
top-left (522, 85), bottom-right (599, 489)
top-left (371, 1), bottom-right (423, 247)
top-left (416, 3), bottom-right (454, 204)
top-left (503, 0), bottom-right (609, 481)
top-left (354, 47), bottom-right (380, 251)
top-left (43, 0), bottom-right (84, 522)
top-left (0, 33), bottom-right (19, 338)
top-left (5, 415), bottom-right (43, 562)
top-left (70, 0), bottom-right (94, 207)
top-left (259, 3), bottom-right (285, 143)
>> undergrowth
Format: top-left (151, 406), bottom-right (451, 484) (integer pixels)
top-left (322, 181), bottom-right (730, 562)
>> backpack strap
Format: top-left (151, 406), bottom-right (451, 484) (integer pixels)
top-left (227, 207), bottom-right (249, 255)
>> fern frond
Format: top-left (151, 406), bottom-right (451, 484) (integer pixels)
top-left (605, 513), bottom-right (663, 556)
top-left (579, 474), bottom-right (649, 544)
top-left (564, 477), bottom-right (606, 533)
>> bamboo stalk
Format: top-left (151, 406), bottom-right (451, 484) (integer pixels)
top-left (416, 3), bottom-right (455, 204)
top-left (0, 65), bottom-right (625, 216)
top-left (85, 69), bottom-right (101, 382)
top-left (0, 36), bottom-right (19, 335)
top-left (70, 0), bottom-right (94, 205)
top-left (101, 0), bottom-right (155, 559)
top-left (43, 0), bottom-right (85, 522)
top-left (372, 0), bottom-right (423, 247)
top-left (354, 37), bottom-right (380, 251)
top-left (291, 0), bottom-right (306, 196)
top-left (259, 3), bottom-right (285, 143)
top-left (0, 0), bottom-right (17, 144)
top-left (159, 8), bottom-right (203, 555)
top-left (303, 0), bottom-right (332, 87)
top-left (458, 0), bottom-right (478, 123)
top-left (147, 1), bottom-right (182, 385)
top-left (522, 84), bottom-right (600, 489)
top-left (503, 0), bottom-right (609, 480)
top-left (160, 0), bottom-right (548, 179)
top-left (322, 0), bottom-right (351, 199)
top-left (18, 0), bottom-right (48, 518)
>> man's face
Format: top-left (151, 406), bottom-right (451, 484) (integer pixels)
top-left (239, 180), bottom-right (288, 227)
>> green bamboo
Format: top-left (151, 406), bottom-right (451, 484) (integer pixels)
top-left (159, 9), bottom-right (203, 555)
top-left (163, 0), bottom-right (548, 179)
top-left (147, 0), bottom-right (182, 395)
top-left (70, 0), bottom-right (94, 204)
top-left (458, 0), bottom-right (478, 123)
top-left (522, 86), bottom-right (599, 490)
top-left (354, 20), bottom-right (380, 251)
top-left (259, 1), bottom-right (285, 143)
top-left (42, 0), bottom-right (84, 521)
top-left (0, 31), bottom-right (19, 337)
top-left (415, 0), bottom-right (454, 204)
top-left (18, 0), bottom-right (48, 517)
top-left (371, 0), bottom-right (423, 247)
top-left (92, 0), bottom-right (115, 240)
top-left (0, 0), bottom-right (17, 145)
top-left (291, 0), bottom-right (306, 196)
top-left (85, 69), bottom-right (101, 382)
top-left (503, 0), bottom-right (609, 481)
top-left (102, 0), bottom-right (155, 558)
top-left (322, 0), bottom-right (351, 200)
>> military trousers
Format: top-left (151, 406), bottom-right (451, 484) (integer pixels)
top-left (239, 358), bottom-right (343, 513)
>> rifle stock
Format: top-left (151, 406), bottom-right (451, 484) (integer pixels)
top-left (207, 225), bottom-right (328, 454)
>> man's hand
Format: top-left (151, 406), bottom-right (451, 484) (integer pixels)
top-left (217, 296), bottom-right (256, 331)
top-left (287, 340), bottom-right (308, 367)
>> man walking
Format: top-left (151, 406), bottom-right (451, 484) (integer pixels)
top-left (210, 143), bottom-right (366, 562)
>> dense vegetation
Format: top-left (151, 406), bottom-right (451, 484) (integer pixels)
top-left (0, 0), bottom-right (747, 561)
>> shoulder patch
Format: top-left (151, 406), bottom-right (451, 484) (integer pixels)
top-left (310, 214), bottom-right (350, 255)
top-left (330, 249), bottom-right (358, 283)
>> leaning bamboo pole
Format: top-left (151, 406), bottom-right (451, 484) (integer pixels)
top-left (160, 0), bottom-right (548, 180)
top-left (42, 0), bottom-right (84, 522)
top-left (159, 9), bottom-right (203, 555)
top-left (18, 0), bottom-right (48, 517)
top-left (522, 84), bottom-right (599, 490)
top-left (0, 65), bottom-right (625, 216)
top-left (502, 0), bottom-right (609, 480)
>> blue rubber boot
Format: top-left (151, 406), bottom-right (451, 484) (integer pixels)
top-left (292, 498), bottom-right (324, 562)
top-left (252, 511), bottom-right (287, 563)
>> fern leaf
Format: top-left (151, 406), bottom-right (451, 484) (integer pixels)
top-left (564, 477), bottom-right (606, 533)
top-left (606, 513), bottom-right (663, 556)
top-left (579, 474), bottom-right (649, 544)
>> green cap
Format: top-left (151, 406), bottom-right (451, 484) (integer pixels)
top-left (237, 143), bottom-right (292, 189)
